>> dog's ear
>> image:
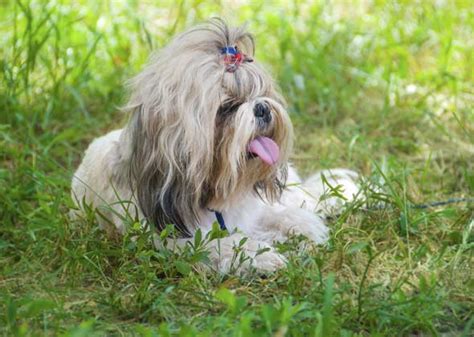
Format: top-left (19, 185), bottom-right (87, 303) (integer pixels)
top-left (124, 35), bottom-right (223, 235)
top-left (125, 99), bottom-right (215, 236)
top-left (121, 20), bottom-right (233, 235)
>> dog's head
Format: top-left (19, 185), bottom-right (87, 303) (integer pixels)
top-left (124, 18), bottom-right (293, 235)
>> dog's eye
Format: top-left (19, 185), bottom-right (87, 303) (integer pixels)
top-left (217, 101), bottom-right (240, 118)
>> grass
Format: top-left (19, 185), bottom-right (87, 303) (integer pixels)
top-left (1, 0), bottom-right (473, 336)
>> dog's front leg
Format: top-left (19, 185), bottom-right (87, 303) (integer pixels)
top-left (161, 233), bottom-right (286, 274)
top-left (254, 206), bottom-right (329, 245)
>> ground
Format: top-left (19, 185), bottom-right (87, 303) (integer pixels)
top-left (1, 1), bottom-right (473, 336)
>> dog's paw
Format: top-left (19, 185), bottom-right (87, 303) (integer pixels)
top-left (304, 168), bottom-right (361, 216)
top-left (257, 207), bottom-right (330, 245)
top-left (250, 248), bottom-right (287, 273)
top-left (217, 250), bottom-right (286, 274)
top-left (284, 208), bottom-right (329, 244)
top-left (289, 222), bottom-right (329, 244)
top-left (211, 235), bottom-right (287, 274)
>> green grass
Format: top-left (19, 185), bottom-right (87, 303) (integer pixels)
top-left (1, 0), bottom-right (473, 336)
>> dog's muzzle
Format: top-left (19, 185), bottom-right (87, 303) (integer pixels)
top-left (254, 102), bottom-right (272, 124)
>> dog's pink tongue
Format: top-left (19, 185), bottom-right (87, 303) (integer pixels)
top-left (248, 136), bottom-right (280, 165)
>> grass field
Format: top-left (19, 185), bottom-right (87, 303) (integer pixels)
top-left (1, 1), bottom-right (473, 336)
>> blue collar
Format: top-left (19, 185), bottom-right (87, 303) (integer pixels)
top-left (208, 209), bottom-right (227, 231)
top-left (214, 211), bottom-right (227, 231)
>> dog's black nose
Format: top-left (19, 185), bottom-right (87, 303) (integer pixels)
top-left (254, 102), bottom-right (271, 123)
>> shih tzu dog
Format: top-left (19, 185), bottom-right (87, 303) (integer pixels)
top-left (71, 19), bottom-right (360, 273)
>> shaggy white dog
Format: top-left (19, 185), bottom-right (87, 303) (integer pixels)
top-left (71, 19), bottom-right (360, 273)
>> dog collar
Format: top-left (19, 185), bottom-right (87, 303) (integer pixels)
top-left (214, 211), bottom-right (227, 231)
top-left (208, 209), bottom-right (227, 231)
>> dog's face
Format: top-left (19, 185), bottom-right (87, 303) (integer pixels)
top-left (209, 72), bottom-right (292, 209)
top-left (124, 19), bottom-right (293, 235)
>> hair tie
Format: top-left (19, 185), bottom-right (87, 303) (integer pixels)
top-left (221, 46), bottom-right (253, 73)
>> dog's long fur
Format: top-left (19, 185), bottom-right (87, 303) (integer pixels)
top-left (71, 19), bottom-right (361, 273)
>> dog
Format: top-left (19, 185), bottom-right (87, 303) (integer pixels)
top-left (71, 19), bottom-right (360, 273)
